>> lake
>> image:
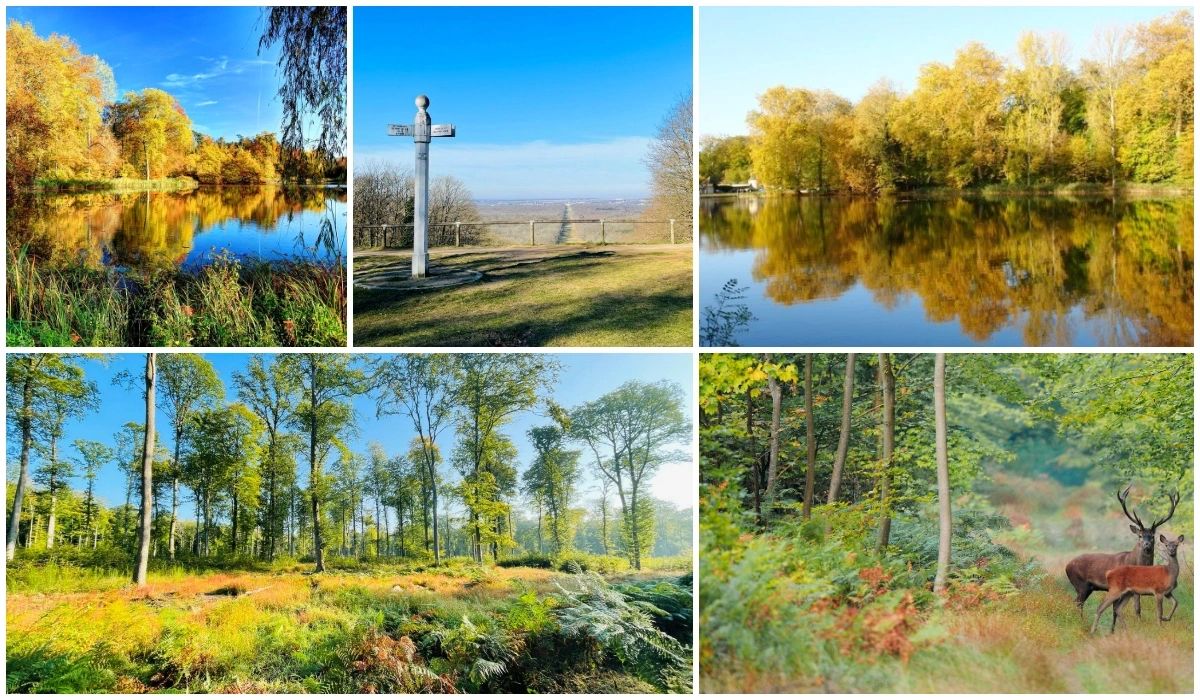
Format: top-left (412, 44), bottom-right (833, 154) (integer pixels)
top-left (700, 195), bottom-right (1193, 347)
top-left (8, 185), bottom-right (347, 272)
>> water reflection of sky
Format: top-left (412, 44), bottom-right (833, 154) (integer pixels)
top-left (702, 249), bottom-right (1036, 346)
top-left (181, 201), bottom-right (346, 268)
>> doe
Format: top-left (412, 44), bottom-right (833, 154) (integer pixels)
top-left (1090, 534), bottom-right (1185, 634)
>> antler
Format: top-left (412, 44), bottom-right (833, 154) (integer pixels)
top-left (1149, 491), bottom-right (1180, 530)
top-left (1117, 484), bottom-right (1145, 529)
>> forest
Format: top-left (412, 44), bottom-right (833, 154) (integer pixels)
top-left (700, 353), bottom-right (1192, 692)
top-left (700, 10), bottom-right (1193, 192)
top-left (6, 353), bottom-right (694, 693)
top-left (6, 18), bottom-right (345, 192)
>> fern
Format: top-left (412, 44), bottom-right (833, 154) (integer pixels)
top-left (553, 572), bottom-right (692, 693)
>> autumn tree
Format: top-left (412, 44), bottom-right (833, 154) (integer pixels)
top-left (6, 20), bottom-right (116, 188)
top-left (107, 88), bottom-right (194, 179)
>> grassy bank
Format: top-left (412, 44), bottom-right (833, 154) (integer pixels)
top-left (726, 182), bottom-right (1194, 199)
top-left (6, 555), bottom-right (692, 693)
top-left (31, 176), bottom-right (199, 193)
top-left (7, 249), bottom-right (345, 347)
top-left (353, 245), bottom-right (692, 347)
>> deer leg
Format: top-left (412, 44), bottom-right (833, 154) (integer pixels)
top-left (1156, 594), bottom-right (1164, 623)
top-left (1075, 584), bottom-right (1092, 619)
top-left (1133, 591), bottom-right (1142, 619)
top-left (1165, 593), bottom-right (1179, 622)
top-left (1091, 592), bottom-right (1119, 634)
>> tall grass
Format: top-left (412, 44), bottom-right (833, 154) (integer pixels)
top-left (6, 248), bottom-right (344, 347)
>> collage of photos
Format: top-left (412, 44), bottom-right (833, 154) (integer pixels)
top-left (2, 2), bottom-right (1194, 698)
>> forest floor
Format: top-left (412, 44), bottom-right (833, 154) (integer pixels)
top-left (7, 557), bottom-right (692, 694)
top-left (352, 245), bottom-right (691, 347)
top-left (701, 476), bottom-right (1193, 693)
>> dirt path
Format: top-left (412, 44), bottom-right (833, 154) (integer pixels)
top-left (555, 203), bottom-right (576, 244)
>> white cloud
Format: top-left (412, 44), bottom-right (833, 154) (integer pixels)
top-left (355, 137), bottom-right (653, 199)
top-left (195, 100), bottom-right (218, 107)
top-left (162, 56), bottom-right (256, 89)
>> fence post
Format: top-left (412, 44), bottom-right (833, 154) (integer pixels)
top-left (455, 221), bottom-right (461, 247)
top-left (670, 219), bottom-right (675, 244)
top-left (600, 219), bottom-right (606, 245)
top-left (529, 220), bottom-right (535, 245)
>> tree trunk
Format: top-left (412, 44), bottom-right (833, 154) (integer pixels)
top-left (763, 358), bottom-right (783, 519)
top-left (169, 428), bottom-right (182, 560)
top-left (877, 354), bottom-right (895, 553)
top-left (746, 389), bottom-right (760, 520)
top-left (133, 353), bottom-right (156, 586)
top-left (801, 354), bottom-right (817, 519)
top-left (827, 353), bottom-right (856, 504)
top-left (6, 372), bottom-right (34, 562)
top-left (310, 372), bottom-right (325, 573)
top-left (933, 353), bottom-right (951, 594)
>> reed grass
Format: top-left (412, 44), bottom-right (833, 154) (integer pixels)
top-left (6, 247), bottom-right (344, 347)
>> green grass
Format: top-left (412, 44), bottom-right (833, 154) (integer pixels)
top-left (7, 248), bottom-right (345, 347)
top-left (6, 555), bottom-right (692, 694)
top-left (352, 245), bottom-right (692, 346)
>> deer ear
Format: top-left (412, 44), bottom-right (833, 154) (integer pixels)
top-left (1178, 535), bottom-right (1185, 543)
top-left (1159, 533), bottom-right (1168, 543)
top-left (1131, 524), bottom-right (1141, 535)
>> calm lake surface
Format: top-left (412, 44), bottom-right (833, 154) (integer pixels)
top-left (8, 185), bottom-right (347, 271)
top-left (700, 195), bottom-right (1193, 347)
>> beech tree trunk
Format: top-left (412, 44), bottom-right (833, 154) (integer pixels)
top-left (133, 353), bottom-right (156, 586)
top-left (933, 353), bottom-right (951, 594)
top-left (827, 353), bottom-right (856, 504)
top-left (802, 354), bottom-right (817, 519)
top-left (877, 354), bottom-right (895, 553)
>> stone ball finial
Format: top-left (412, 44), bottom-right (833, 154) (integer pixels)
top-left (415, 94), bottom-right (430, 110)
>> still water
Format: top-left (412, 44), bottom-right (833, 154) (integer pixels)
top-left (700, 195), bottom-right (1193, 347)
top-left (8, 185), bottom-right (347, 271)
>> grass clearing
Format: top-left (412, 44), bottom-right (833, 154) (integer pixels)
top-left (352, 244), bottom-right (692, 347)
top-left (6, 558), bottom-right (692, 693)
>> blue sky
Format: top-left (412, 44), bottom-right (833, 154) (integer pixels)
top-left (700, 5), bottom-right (1186, 137)
top-left (354, 6), bottom-right (692, 200)
top-left (7, 6), bottom-right (284, 140)
top-left (6, 354), bottom-right (695, 521)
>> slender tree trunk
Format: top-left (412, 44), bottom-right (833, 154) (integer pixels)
top-left (746, 389), bottom-right (760, 520)
top-left (169, 428), bottom-right (182, 560)
top-left (6, 374), bottom-right (34, 562)
top-left (801, 354), bottom-right (817, 519)
top-left (763, 356), bottom-right (783, 519)
top-left (877, 354), bottom-right (895, 554)
top-left (933, 353), bottom-right (951, 594)
top-left (46, 466), bottom-right (57, 549)
top-left (426, 450), bottom-right (441, 565)
top-left (827, 353), bottom-right (856, 504)
top-left (133, 353), bottom-right (156, 586)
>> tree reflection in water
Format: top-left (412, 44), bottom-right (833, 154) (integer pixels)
top-left (8, 185), bottom-right (347, 271)
top-left (701, 195), bottom-right (1192, 346)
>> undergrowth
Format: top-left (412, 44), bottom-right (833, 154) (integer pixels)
top-left (6, 554), bottom-right (693, 694)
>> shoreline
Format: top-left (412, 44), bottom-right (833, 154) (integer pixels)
top-left (23, 177), bottom-right (349, 196)
top-left (702, 182), bottom-right (1194, 200)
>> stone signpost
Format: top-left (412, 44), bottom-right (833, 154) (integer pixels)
top-left (389, 95), bottom-right (455, 278)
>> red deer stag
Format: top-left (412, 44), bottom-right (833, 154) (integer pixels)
top-left (1064, 487), bottom-right (1178, 619)
top-left (1090, 534), bottom-right (1184, 634)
